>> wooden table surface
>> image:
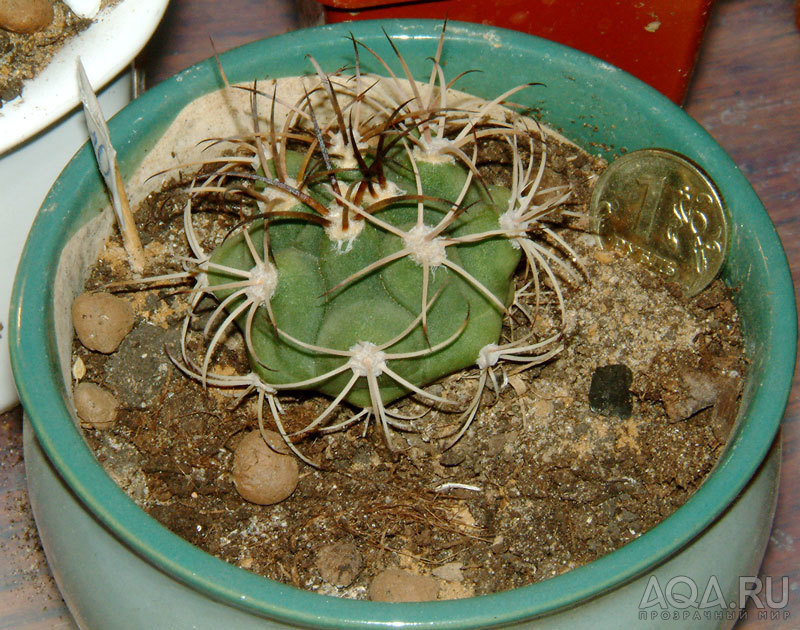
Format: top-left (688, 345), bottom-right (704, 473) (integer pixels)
top-left (1, 0), bottom-right (798, 627)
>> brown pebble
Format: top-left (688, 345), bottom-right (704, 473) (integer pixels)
top-left (0, 0), bottom-right (53, 33)
top-left (662, 370), bottom-right (719, 422)
top-left (315, 542), bottom-right (363, 587)
top-left (431, 562), bottom-right (464, 583)
top-left (369, 568), bottom-right (439, 602)
top-left (439, 446), bottom-right (466, 467)
top-left (232, 430), bottom-right (299, 505)
top-left (74, 382), bottom-right (118, 429)
top-left (592, 248), bottom-right (616, 264)
top-left (72, 292), bottom-right (135, 354)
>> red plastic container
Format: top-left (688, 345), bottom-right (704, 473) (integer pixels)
top-left (316, 0), bottom-right (714, 104)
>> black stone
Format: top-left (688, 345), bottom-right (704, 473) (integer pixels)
top-left (589, 364), bottom-right (633, 418)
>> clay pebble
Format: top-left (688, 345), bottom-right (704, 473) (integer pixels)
top-left (315, 542), bottom-right (364, 587)
top-left (369, 568), bottom-right (439, 602)
top-left (232, 430), bottom-right (299, 505)
top-left (74, 382), bottom-right (118, 429)
top-left (72, 291), bottom-right (135, 354)
top-left (0, 0), bottom-right (53, 33)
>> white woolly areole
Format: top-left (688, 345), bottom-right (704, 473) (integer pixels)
top-left (361, 179), bottom-right (403, 205)
top-left (404, 224), bottom-right (447, 267)
top-left (257, 175), bottom-right (303, 212)
top-left (328, 130), bottom-right (371, 170)
top-left (347, 341), bottom-right (387, 377)
top-left (412, 137), bottom-right (456, 164)
top-left (244, 261), bottom-right (279, 304)
top-left (325, 205), bottom-right (365, 252)
top-left (499, 210), bottom-right (527, 246)
top-left (477, 343), bottom-right (502, 370)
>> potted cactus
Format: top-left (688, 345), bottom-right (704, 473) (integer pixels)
top-left (10, 20), bottom-right (796, 629)
top-left (130, 45), bottom-right (571, 467)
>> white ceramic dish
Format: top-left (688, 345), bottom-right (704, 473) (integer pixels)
top-left (0, 0), bottom-right (168, 154)
top-left (0, 0), bottom-right (169, 411)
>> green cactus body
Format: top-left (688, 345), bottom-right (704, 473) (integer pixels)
top-left (208, 150), bottom-right (521, 407)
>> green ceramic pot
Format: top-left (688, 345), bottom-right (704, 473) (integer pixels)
top-left (10, 20), bottom-right (796, 629)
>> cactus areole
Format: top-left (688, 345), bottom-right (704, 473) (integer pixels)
top-left (172, 28), bottom-right (572, 461)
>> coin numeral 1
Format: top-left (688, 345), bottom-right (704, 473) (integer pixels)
top-left (633, 175), bottom-right (667, 241)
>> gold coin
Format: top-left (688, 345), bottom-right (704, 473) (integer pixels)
top-left (590, 148), bottom-right (729, 296)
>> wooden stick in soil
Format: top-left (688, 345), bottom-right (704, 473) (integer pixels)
top-left (77, 59), bottom-right (145, 273)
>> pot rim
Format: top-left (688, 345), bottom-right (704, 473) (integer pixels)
top-left (9, 19), bottom-right (797, 629)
